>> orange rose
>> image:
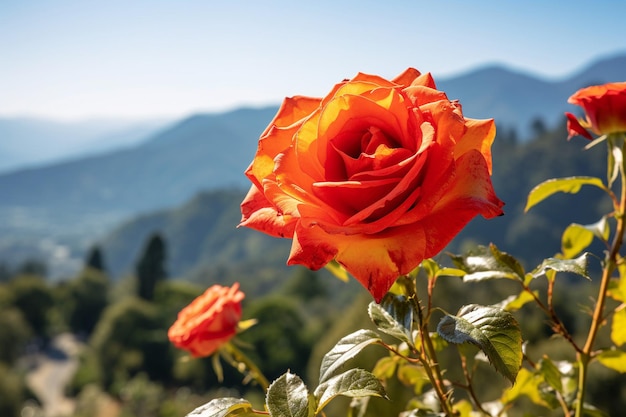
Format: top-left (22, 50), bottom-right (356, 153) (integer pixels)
top-left (566, 82), bottom-right (626, 140)
top-left (240, 69), bottom-right (504, 302)
top-left (168, 283), bottom-right (244, 357)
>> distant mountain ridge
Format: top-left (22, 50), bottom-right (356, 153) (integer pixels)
top-left (437, 52), bottom-right (626, 139)
top-left (0, 106), bottom-right (278, 228)
top-left (0, 52), bottom-right (624, 276)
top-left (0, 117), bottom-right (169, 174)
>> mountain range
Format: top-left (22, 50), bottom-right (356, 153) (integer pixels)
top-left (0, 117), bottom-right (169, 174)
top-left (0, 52), bottom-right (624, 277)
top-left (437, 52), bottom-right (626, 138)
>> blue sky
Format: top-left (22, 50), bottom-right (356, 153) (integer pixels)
top-left (1, 0), bottom-right (626, 121)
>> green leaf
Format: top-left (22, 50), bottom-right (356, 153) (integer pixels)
top-left (538, 356), bottom-right (563, 392)
top-left (186, 398), bottom-right (255, 417)
top-left (318, 329), bottom-right (382, 384)
top-left (501, 368), bottom-right (550, 407)
top-left (589, 217), bottom-right (611, 242)
top-left (525, 176), bottom-right (607, 212)
top-left (368, 296), bottom-right (414, 347)
top-left (450, 245), bottom-right (523, 282)
top-left (437, 305), bottom-right (522, 383)
top-left (597, 348), bottom-right (626, 373)
top-left (561, 224), bottom-right (594, 259)
top-left (608, 264), bottom-right (626, 302)
top-left (561, 219), bottom-right (610, 259)
top-left (371, 356), bottom-right (397, 380)
top-left (314, 369), bottom-right (387, 412)
top-left (489, 243), bottom-right (526, 279)
top-left (495, 290), bottom-right (537, 312)
top-left (325, 260), bottom-right (349, 282)
top-left (435, 267), bottom-right (466, 278)
top-left (530, 253), bottom-right (591, 281)
top-left (611, 308), bottom-right (626, 347)
top-left (266, 372), bottom-right (311, 417)
top-left (399, 409), bottom-right (446, 417)
top-left (396, 363), bottom-right (430, 394)
top-left (419, 258), bottom-right (440, 279)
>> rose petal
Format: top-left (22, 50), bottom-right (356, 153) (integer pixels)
top-left (454, 118), bottom-right (496, 173)
top-left (287, 221), bottom-right (426, 302)
top-left (565, 112), bottom-right (593, 140)
top-left (239, 185), bottom-right (297, 238)
top-left (392, 67), bottom-right (422, 86)
top-left (422, 150), bottom-right (504, 257)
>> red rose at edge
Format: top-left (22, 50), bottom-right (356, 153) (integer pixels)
top-left (240, 68), bottom-right (504, 302)
top-left (565, 81), bottom-right (626, 140)
top-left (168, 283), bottom-right (244, 357)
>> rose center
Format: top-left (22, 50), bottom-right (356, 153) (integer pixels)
top-left (328, 126), bottom-right (412, 181)
top-left (315, 125), bottom-right (417, 219)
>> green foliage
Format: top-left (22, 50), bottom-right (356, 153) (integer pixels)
top-left (64, 268), bottom-right (110, 335)
top-left (314, 368), bottom-right (386, 413)
top-left (90, 297), bottom-right (172, 391)
top-left (530, 253), bottom-right (591, 282)
top-left (0, 363), bottom-right (27, 417)
top-left (186, 397), bottom-right (257, 417)
top-left (368, 297), bottom-right (414, 348)
top-left (318, 330), bottom-right (382, 384)
top-left (525, 176), bottom-right (608, 212)
top-left (266, 372), bottom-right (311, 417)
top-left (0, 307), bottom-right (31, 364)
top-left (69, 348), bottom-right (103, 395)
top-left (437, 305), bottom-right (522, 383)
top-left (8, 274), bottom-right (54, 337)
top-left (280, 267), bottom-right (328, 300)
top-left (136, 233), bottom-right (168, 301)
top-left (85, 245), bottom-right (107, 272)
top-left (118, 373), bottom-right (165, 417)
top-left (239, 296), bottom-right (311, 381)
top-left (596, 348), bottom-right (626, 373)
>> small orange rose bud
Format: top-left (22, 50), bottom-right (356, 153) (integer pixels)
top-left (168, 283), bottom-right (244, 357)
top-left (566, 82), bottom-right (626, 140)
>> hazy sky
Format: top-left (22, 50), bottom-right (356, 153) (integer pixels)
top-left (2, 0), bottom-right (626, 121)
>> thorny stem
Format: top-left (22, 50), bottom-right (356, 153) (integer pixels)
top-left (458, 350), bottom-right (491, 416)
top-left (399, 275), bottom-right (455, 416)
top-left (522, 281), bottom-right (582, 353)
top-left (575, 135), bottom-right (626, 417)
top-left (547, 277), bottom-right (583, 353)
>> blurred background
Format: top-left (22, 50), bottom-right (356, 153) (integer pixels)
top-left (1, 1), bottom-right (626, 416)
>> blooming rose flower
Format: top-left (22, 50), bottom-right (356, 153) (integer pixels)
top-left (168, 283), bottom-right (244, 357)
top-left (565, 82), bottom-right (626, 140)
top-left (240, 69), bottom-right (504, 302)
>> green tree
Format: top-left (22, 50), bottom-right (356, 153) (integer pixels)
top-left (0, 307), bottom-right (31, 364)
top-left (530, 116), bottom-right (548, 137)
top-left (17, 259), bottom-right (47, 277)
top-left (240, 296), bottom-right (311, 381)
top-left (9, 274), bottom-right (54, 337)
top-left (0, 263), bottom-right (11, 283)
top-left (65, 269), bottom-right (110, 335)
top-left (90, 297), bottom-right (172, 391)
top-left (280, 267), bottom-right (328, 300)
top-left (85, 245), bottom-right (106, 272)
top-left (0, 363), bottom-right (27, 417)
top-left (136, 233), bottom-right (167, 301)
